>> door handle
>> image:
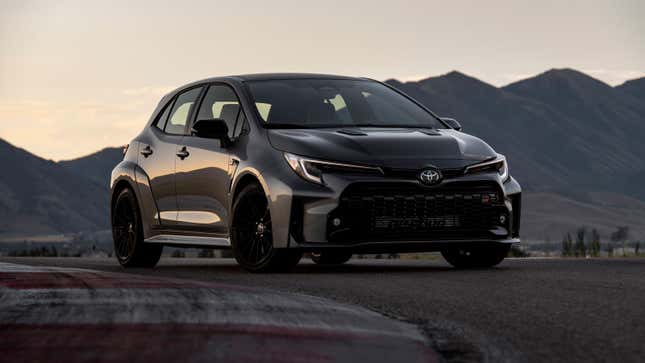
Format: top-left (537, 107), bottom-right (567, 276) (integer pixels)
top-left (176, 147), bottom-right (190, 160)
top-left (141, 145), bottom-right (153, 158)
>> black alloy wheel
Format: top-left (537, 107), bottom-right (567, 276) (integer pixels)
top-left (112, 188), bottom-right (162, 267)
top-left (231, 184), bottom-right (302, 272)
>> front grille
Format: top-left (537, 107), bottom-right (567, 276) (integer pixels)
top-left (328, 183), bottom-right (508, 242)
top-left (381, 167), bottom-right (465, 180)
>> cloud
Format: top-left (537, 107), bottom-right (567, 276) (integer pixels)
top-left (0, 98), bottom-right (150, 160)
top-left (0, 84), bottom-right (179, 159)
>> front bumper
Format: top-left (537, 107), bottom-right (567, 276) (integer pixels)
top-left (282, 172), bottom-right (521, 251)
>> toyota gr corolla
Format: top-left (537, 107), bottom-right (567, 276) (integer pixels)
top-left (110, 73), bottom-right (521, 272)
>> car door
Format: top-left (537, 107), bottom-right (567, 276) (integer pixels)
top-left (138, 86), bottom-right (203, 226)
top-left (174, 84), bottom-right (244, 234)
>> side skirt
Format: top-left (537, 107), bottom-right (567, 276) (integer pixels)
top-left (144, 234), bottom-right (231, 248)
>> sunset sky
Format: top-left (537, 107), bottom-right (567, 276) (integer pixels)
top-left (1, 0), bottom-right (644, 160)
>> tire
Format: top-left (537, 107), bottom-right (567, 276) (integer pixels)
top-left (311, 251), bottom-right (352, 265)
top-left (111, 188), bottom-right (162, 268)
top-left (231, 184), bottom-right (302, 272)
top-left (441, 243), bottom-right (510, 269)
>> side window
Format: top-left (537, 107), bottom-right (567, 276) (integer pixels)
top-left (154, 100), bottom-right (173, 131)
top-left (165, 87), bottom-right (203, 135)
top-left (196, 85), bottom-right (242, 138)
top-left (255, 102), bottom-right (271, 121)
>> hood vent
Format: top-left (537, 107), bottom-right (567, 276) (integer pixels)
top-left (337, 129), bottom-right (368, 136)
top-left (418, 129), bottom-right (442, 136)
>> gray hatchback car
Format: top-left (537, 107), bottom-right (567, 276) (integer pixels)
top-left (110, 73), bottom-right (521, 272)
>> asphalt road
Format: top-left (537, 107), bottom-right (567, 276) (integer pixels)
top-left (2, 256), bottom-right (644, 363)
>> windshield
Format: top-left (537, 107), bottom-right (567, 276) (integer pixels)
top-left (246, 79), bottom-right (445, 128)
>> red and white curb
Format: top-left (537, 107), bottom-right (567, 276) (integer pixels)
top-left (0, 262), bottom-right (437, 363)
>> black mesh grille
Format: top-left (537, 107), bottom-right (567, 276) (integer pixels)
top-left (328, 183), bottom-right (509, 242)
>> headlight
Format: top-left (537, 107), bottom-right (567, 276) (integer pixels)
top-left (283, 153), bottom-right (382, 185)
top-left (464, 154), bottom-right (509, 181)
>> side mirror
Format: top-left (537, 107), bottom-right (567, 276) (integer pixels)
top-left (441, 117), bottom-right (462, 131)
top-left (192, 119), bottom-right (231, 146)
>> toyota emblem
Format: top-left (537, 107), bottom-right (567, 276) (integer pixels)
top-left (419, 169), bottom-right (442, 185)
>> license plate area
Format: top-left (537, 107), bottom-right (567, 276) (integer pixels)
top-left (373, 215), bottom-right (461, 231)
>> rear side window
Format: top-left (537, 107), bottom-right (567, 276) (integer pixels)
top-left (154, 101), bottom-right (173, 131)
top-left (165, 87), bottom-right (203, 135)
top-left (196, 85), bottom-right (243, 138)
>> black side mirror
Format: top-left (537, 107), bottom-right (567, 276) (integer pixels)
top-left (192, 119), bottom-right (231, 146)
top-left (441, 117), bottom-right (462, 131)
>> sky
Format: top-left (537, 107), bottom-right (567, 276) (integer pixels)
top-left (1, 0), bottom-right (644, 160)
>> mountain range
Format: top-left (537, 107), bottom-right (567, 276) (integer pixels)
top-left (1, 68), bottom-right (645, 242)
top-left (0, 141), bottom-right (121, 238)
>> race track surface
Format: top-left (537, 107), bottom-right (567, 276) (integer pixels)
top-left (1, 257), bottom-right (644, 363)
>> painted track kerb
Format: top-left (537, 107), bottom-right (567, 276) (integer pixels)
top-left (0, 262), bottom-right (437, 363)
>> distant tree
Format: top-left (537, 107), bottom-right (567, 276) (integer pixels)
top-left (610, 226), bottom-right (629, 243)
top-left (562, 233), bottom-right (573, 257)
top-left (634, 242), bottom-right (640, 256)
top-left (589, 229), bottom-right (601, 257)
top-left (607, 242), bottom-right (614, 257)
top-left (574, 227), bottom-right (586, 257)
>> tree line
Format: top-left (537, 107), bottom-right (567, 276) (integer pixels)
top-left (561, 226), bottom-right (641, 257)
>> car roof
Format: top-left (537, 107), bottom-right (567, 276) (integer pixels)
top-left (230, 73), bottom-right (366, 81)
top-left (161, 73), bottom-right (374, 104)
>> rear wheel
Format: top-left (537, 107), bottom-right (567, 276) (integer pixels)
top-left (112, 188), bottom-right (162, 267)
top-left (441, 244), bottom-right (510, 269)
top-left (311, 251), bottom-right (352, 265)
top-left (231, 184), bottom-right (302, 272)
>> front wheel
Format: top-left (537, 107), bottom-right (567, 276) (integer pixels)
top-left (441, 244), bottom-right (510, 269)
top-left (231, 184), bottom-right (302, 272)
top-left (112, 188), bottom-right (162, 268)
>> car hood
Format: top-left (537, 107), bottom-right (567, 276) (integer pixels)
top-left (267, 127), bottom-right (497, 170)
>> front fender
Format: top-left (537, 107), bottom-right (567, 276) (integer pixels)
top-left (231, 166), bottom-right (294, 248)
top-left (111, 160), bottom-right (159, 239)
